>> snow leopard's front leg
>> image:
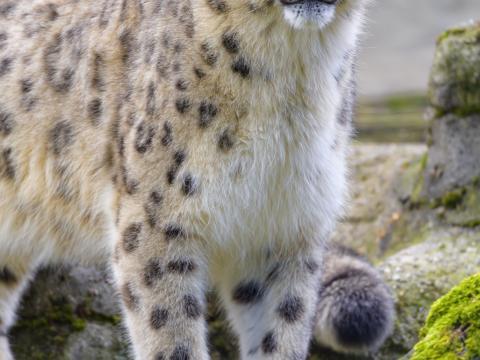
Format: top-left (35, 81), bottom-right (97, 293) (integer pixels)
top-left (113, 202), bottom-right (209, 360)
top-left (217, 245), bottom-right (323, 360)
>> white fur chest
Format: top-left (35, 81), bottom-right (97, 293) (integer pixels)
top-left (194, 78), bottom-right (348, 256)
top-left (183, 5), bottom-right (362, 256)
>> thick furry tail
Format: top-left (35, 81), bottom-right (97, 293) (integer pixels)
top-left (314, 245), bottom-right (395, 355)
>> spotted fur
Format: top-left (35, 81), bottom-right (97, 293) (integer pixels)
top-left (0, 1), bottom-right (374, 359)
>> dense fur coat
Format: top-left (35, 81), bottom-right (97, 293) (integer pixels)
top-left (0, 1), bottom-right (394, 359)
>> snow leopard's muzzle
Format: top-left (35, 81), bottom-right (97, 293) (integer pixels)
top-left (279, 0), bottom-right (339, 29)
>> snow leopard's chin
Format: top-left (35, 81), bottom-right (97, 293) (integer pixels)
top-left (280, 0), bottom-right (338, 29)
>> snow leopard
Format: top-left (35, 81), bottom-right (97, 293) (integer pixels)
top-left (0, 1), bottom-right (394, 359)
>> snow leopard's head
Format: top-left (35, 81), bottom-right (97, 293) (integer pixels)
top-left (278, 0), bottom-right (368, 29)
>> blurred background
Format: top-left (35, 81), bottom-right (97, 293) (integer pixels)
top-left (355, 0), bottom-right (480, 143)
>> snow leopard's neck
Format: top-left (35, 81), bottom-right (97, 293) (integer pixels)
top-left (192, 0), bottom-right (367, 128)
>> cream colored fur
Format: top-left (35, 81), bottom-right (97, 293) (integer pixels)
top-left (0, 0), bottom-right (369, 359)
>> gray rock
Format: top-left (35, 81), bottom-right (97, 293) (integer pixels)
top-left (332, 143), bottom-right (426, 259)
top-left (424, 113), bottom-right (480, 199)
top-left (377, 228), bottom-right (480, 359)
top-left (64, 324), bottom-right (129, 360)
top-left (428, 23), bottom-right (480, 115)
top-left (11, 266), bottom-right (127, 360)
top-left (424, 23), bottom-right (480, 198)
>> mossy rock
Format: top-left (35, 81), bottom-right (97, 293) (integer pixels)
top-left (424, 113), bottom-right (480, 200)
top-left (397, 152), bottom-right (429, 206)
top-left (398, 151), bottom-right (480, 229)
top-left (377, 230), bottom-right (480, 359)
top-left (411, 23), bottom-right (480, 205)
top-left (410, 274), bottom-right (480, 360)
top-left (429, 22), bottom-right (480, 117)
top-left (332, 144), bottom-right (427, 260)
top-left (441, 183), bottom-right (480, 228)
top-left (12, 267), bottom-right (128, 360)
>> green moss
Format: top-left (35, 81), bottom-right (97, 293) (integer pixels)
top-left (11, 291), bottom-right (123, 360)
top-left (206, 292), bottom-right (239, 360)
top-left (436, 24), bottom-right (480, 45)
top-left (400, 157), bottom-right (480, 227)
top-left (74, 295), bottom-right (122, 326)
top-left (461, 219), bottom-right (480, 228)
top-left (444, 184), bottom-right (480, 228)
top-left (472, 176), bottom-right (480, 187)
top-left (411, 274), bottom-right (480, 360)
top-left (411, 154), bottom-right (428, 205)
top-left (396, 152), bottom-right (429, 207)
top-left (11, 295), bottom-right (88, 359)
top-left (441, 189), bottom-right (466, 209)
top-left (429, 24), bottom-right (480, 117)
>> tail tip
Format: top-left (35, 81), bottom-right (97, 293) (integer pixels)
top-left (315, 261), bottom-right (395, 355)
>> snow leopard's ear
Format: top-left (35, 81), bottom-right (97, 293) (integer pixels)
top-left (314, 245), bottom-right (395, 355)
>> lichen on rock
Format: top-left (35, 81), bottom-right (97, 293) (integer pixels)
top-left (11, 267), bottom-right (127, 360)
top-left (420, 21), bottom-right (480, 204)
top-left (410, 274), bottom-right (480, 360)
top-left (376, 229), bottom-right (480, 359)
top-left (395, 21), bottom-right (480, 227)
top-left (441, 183), bottom-right (480, 228)
top-left (429, 22), bottom-right (480, 116)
